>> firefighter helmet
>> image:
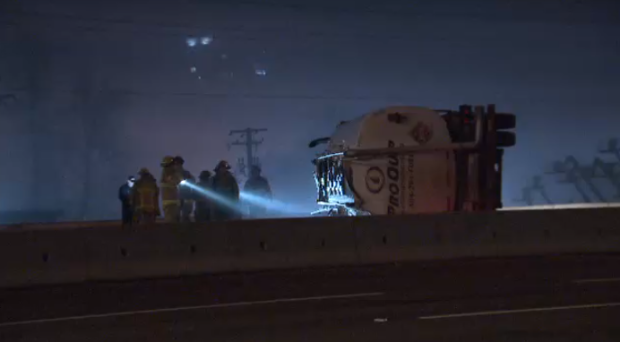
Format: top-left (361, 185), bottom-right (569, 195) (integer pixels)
top-left (161, 156), bottom-right (175, 167)
top-left (138, 167), bottom-right (151, 176)
top-left (174, 156), bottom-right (185, 165)
top-left (214, 160), bottom-right (231, 171)
top-left (199, 170), bottom-right (212, 180)
top-left (250, 165), bottom-right (261, 176)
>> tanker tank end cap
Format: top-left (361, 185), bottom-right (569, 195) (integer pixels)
top-left (309, 137), bottom-right (330, 148)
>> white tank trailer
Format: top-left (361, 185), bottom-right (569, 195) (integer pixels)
top-left (309, 105), bottom-right (515, 216)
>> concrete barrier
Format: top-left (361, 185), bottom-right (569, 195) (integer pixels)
top-left (183, 222), bottom-right (238, 274)
top-left (354, 212), bottom-right (497, 263)
top-left (278, 216), bottom-right (358, 269)
top-left (354, 214), bottom-right (440, 263)
top-left (1, 208), bottom-right (620, 288)
top-left (0, 217), bottom-right (360, 287)
top-left (501, 202), bottom-right (620, 211)
top-left (86, 224), bottom-right (195, 281)
top-left (491, 208), bottom-right (620, 256)
top-left (0, 220), bottom-right (122, 231)
top-left (355, 208), bottom-right (620, 264)
top-left (0, 230), bottom-right (90, 287)
top-left (171, 217), bottom-right (357, 273)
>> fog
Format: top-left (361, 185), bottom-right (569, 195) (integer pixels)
top-left (0, 0), bottom-right (619, 222)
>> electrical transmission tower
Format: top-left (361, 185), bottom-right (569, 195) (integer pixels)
top-left (594, 142), bottom-right (620, 198)
top-left (515, 176), bottom-right (553, 205)
top-left (600, 138), bottom-right (620, 162)
top-left (228, 128), bottom-right (268, 177)
top-left (515, 186), bottom-right (534, 206)
top-left (547, 156), bottom-right (607, 203)
top-left (531, 175), bottom-right (553, 204)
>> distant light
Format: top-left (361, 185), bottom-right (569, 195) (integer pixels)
top-left (255, 69), bottom-right (267, 76)
top-left (180, 180), bottom-right (188, 186)
top-left (201, 36), bottom-right (213, 45)
top-left (186, 38), bottom-right (198, 47)
top-left (221, 54), bottom-right (228, 60)
top-left (190, 66), bottom-right (197, 73)
top-left (198, 76), bottom-right (202, 80)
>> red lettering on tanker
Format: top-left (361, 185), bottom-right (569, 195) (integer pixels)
top-left (386, 140), bottom-right (400, 215)
top-left (411, 122), bottom-right (433, 145)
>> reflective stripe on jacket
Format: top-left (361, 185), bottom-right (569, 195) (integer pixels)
top-left (161, 182), bottom-right (179, 202)
top-left (160, 166), bottom-right (182, 203)
top-left (133, 186), bottom-right (158, 211)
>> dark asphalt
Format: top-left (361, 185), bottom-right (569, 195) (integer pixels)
top-left (1, 255), bottom-right (620, 341)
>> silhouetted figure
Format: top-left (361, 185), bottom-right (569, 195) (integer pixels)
top-left (194, 170), bottom-right (213, 223)
top-left (175, 156), bottom-right (196, 223)
top-left (160, 156), bottom-right (183, 223)
top-left (244, 165), bottom-right (272, 218)
top-left (211, 160), bottom-right (240, 221)
top-left (131, 168), bottom-right (160, 225)
top-left (119, 176), bottom-right (135, 226)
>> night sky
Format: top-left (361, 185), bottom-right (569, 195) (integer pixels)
top-left (0, 0), bottom-right (619, 221)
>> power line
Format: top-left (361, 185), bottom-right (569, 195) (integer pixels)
top-left (0, 21), bottom-right (404, 46)
top-left (212, 0), bottom-right (619, 25)
top-left (190, 0), bottom-right (416, 17)
top-left (4, 3), bottom-right (610, 33)
top-left (1, 9), bottom-right (419, 43)
top-left (3, 2), bottom-right (420, 26)
top-left (2, 10), bottom-right (605, 48)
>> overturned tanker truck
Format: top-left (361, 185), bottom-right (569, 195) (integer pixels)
top-left (309, 105), bottom-right (516, 216)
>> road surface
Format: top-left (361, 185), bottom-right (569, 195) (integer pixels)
top-left (1, 255), bottom-right (620, 341)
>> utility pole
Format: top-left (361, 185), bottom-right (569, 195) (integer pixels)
top-left (600, 138), bottom-right (620, 162)
top-left (228, 128), bottom-right (268, 177)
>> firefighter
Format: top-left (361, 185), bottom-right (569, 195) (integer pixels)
top-left (160, 155), bottom-right (183, 223)
top-left (194, 170), bottom-right (212, 223)
top-left (244, 165), bottom-right (272, 218)
top-left (118, 176), bottom-right (136, 227)
top-left (131, 168), bottom-right (160, 225)
top-left (174, 156), bottom-right (196, 222)
top-left (211, 160), bottom-right (240, 221)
